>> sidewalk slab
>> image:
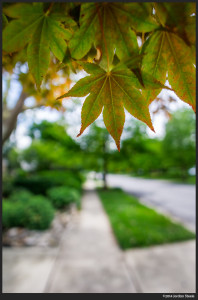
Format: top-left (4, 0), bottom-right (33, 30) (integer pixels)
top-left (44, 191), bottom-right (137, 293)
top-left (124, 240), bottom-right (196, 293)
top-left (3, 247), bottom-right (58, 293)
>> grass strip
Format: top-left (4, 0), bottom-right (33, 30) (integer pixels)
top-left (98, 188), bottom-right (195, 249)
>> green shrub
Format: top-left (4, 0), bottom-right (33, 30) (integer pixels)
top-left (13, 174), bottom-right (54, 194)
top-left (47, 186), bottom-right (81, 209)
top-left (2, 176), bottom-right (14, 197)
top-left (22, 196), bottom-right (55, 230)
top-left (2, 196), bottom-right (54, 230)
top-left (2, 201), bottom-right (25, 228)
top-left (9, 189), bottom-right (33, 202)
top-left (13, 170), bottom-right (84, 194)
top-left (38, 170), bottom-right (84, 190)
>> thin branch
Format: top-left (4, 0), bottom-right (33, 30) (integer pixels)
top-left (21, 103), bottom-right (45, 112)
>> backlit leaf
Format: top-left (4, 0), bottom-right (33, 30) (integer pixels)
top-left (142, 29), bottom-right (196, 111)
top-left (154, 3), bottom-right (196, 47)
top-left (27, 18), bottom-right (50, 89)
top-left (69, 3), bottom-right (139, 68)
top-left (3, 3), bottom-right (43, 19)
top-left (57, 62), bottom-right (157, 150)
top-left (69, 3), bottom-right (99, 60)
top-left (2, 13), bottom-right (8, 29)
top-left (142, 31), bottom-right (168, 104)
top-left (3, 15), bottom-right (43, 53)
top-left (112, 3), bottom-right (158, 32)
top-left (3, 3), bottom-right (75, 87)
top-left (165, 32), bottom-right (196, 112)
top-left (185, 16), bottom-right (196, 46)
top-left (47, 17), bottom-right (71, 62)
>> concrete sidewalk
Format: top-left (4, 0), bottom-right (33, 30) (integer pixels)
top-left (44, 190), bottom-right (136, 293)
top-left (3, 190), bottom-right (195, 293)
top-left (124, 240), bottom-right (195, 293)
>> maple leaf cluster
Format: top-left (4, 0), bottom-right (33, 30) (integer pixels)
top-left (3, 2), bottom-right (196, 150)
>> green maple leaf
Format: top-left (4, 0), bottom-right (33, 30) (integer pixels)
top-left (154, 3), bottom-right (196, 47)
top-left (57, 62), bottom-right (171, 150)
top-left (27, 18), bottom-right (50, 90)
top-left (3, 3), bottom-right (73, 88)
top-left (69, 3), bottom-right (158, 69)
top-left (165, 32), bottom-right (196, 112)
top-left (141, 30), bottom-right (168, 104)
top-left (3, 3), bottom-right (44, 19)
top-left (111, 3), bottom-right (158, 33)
top-left (2, 13), bottom-right (8, 29)
top-left (142, 30), bottom-right (196, 112)
top-left (2, 5), bottom-right (43, 53)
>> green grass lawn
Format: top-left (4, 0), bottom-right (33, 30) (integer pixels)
top-left (98, 188), bottom-right (195, 250)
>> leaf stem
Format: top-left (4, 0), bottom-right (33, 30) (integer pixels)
top-left (142, 32), bottom-right (145, 44)
top-left (45, 3), bottom-right (54, 16)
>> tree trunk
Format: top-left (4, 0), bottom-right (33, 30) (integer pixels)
top-left (102, 138), bottom-right (108, 189)
top-left (102, 166), bottom-right (107, 189)
top-left (2, 90), bottom-right (27, 145)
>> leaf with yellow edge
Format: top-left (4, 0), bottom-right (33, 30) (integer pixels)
top-left (142, 29), bottom-right (196, 111)
top-left (46, 16), bottom-right (72, 62)
top-left (3, 3), bottom-right (43, 19)
top-left (2, 13), bottom-right (8, 29)
top-left (69, 3), bottom-right (140, 69)
top-left (165, 32), bottom-right (196, 112)
top-left (154, 3), bottom-right (196, 48)
top-left (57, 62), bottom-right (157, 151)
top-left (112, 3), bottom-right (158, 33)
top-left (141, 30), bottom-right (168, 104)
top-left (3, 3), bottom-right (75, 88)
top-left (27, 18), bottom-right (50, 90)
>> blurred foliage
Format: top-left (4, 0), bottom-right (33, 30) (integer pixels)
top-left (3, 194), bottom-right (54, 230)
top-left (79, 124), bottom-right (112, 188)
top-left (37, 170), bottom-right (84, 190)
top-left (2, 107), bottom-right (195, 232)
top-left (47, 186), bottom-right (81, 210)
top-left (2, 175), bottom-right (15, 198)
top-left (3, 109), bottom-right (196, 198)
top-left (12, 170), bottom-right (83, 195)
top-left (161, 109), bottom-right (196, 179)
top-left (21, 121), bottom-right (83, 171)
top-left (110, 109), bottom-right (195, 181)
top-left (110, 120), bottom-right (162, 175)
top-left (9, 188), bottom-right (33, 202)
top-left (80, 124), bottom-right (110, 171)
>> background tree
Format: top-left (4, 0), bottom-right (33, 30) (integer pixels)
top-left (112, 119), bottom-right (162, 175)
top-left (2, 56), bottom-right (74, 145)
top-left (161, 109), bottom-right (196, 180)
top-left (80, 124), bottom-right (112, 189)
top-left (20, 120), bottom-right (83, 171)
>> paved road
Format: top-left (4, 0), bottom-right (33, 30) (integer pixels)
top-left (106, 174), bottom-right (196, 232)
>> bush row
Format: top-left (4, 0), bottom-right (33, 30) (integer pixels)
top-left (3, 185), bottom-right (82, 230)
top-left (3, 170), bottom-right (85, 197)
top-left (3, 193), bottom-right (54, 230)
